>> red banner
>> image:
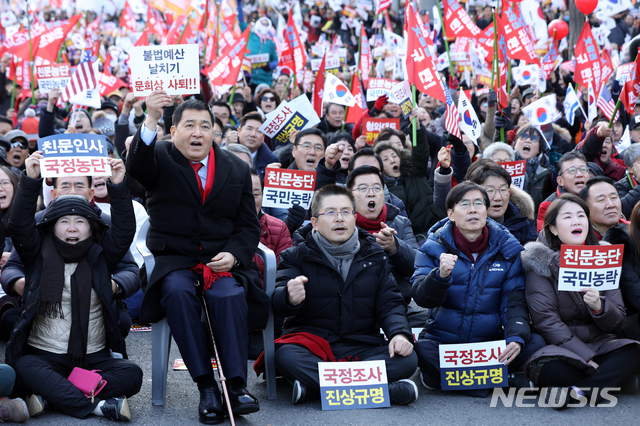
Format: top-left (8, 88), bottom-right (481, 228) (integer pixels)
top-left (574, 22), bottom-right (602, 91)
top-left (443, 0), bottom-right (481, 39)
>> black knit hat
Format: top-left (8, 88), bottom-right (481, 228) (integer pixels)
top-left (37, 195), bottom-right (108, 231)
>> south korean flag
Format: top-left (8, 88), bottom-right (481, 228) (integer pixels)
top-left (457, 90), bottom-right (481, 142)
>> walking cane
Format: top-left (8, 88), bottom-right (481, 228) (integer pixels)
top-left (196, 280), bottom-right (236, 426)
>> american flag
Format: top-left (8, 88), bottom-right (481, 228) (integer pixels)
top-left (60, 49), bottom-right (97, 103)
top-left (376, 0), bottom-right (393, 14)
top-left (597, 83), bottom-right (619, 122)
top-left (444, 83), bottom-right (461, 139)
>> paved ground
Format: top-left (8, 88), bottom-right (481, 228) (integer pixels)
top-left (2, 331), bottom-right (640, 425)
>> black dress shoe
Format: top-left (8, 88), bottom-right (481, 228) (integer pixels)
top-left (224, 386), bottom-right (260, 415)
top-left (199, 387), bottom-right (224, 425)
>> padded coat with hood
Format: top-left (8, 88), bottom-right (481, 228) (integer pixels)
top-left (411, 218), bottom-right (530, 347)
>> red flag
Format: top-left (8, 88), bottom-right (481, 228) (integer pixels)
top-left (494, 62), bottom-right (508, 109)
top-left (163, 15), bottom-right (187, 45)
top-left (600, 49), bottom-right (614, 84)
top-left (178, 19), bottom-right (198, 44)
top-left (620, 51), bottom-right (640, 114)
top-left (134, 28), bottom-right (151, 46)
top-left (313, 53), bottom-right (326, 117)
top-left (405, 1), bottom-right (446, 103)
top-left (279, 10), bottom-right (306, 73)
top-left (35, 14), bottom-right (82, 63)
top-left (346, 74), bottom-right (365, 123)
top-left (359, 25), bottom-right (371, 90)
top-left (148, 6), bottom-right (167, 38)
top-left (119, 1), bottom-right (138, 33)
top-left (98, 72), bottom-right (129, 96)
top-left (204, 26), bottom-right (251, 97)
top-left (199, 0), bottom-right (211, 32)
top-left (574, 22), bottom-right (602, 91)
top-left (501, 3), bottom-right (539, 65)
top-left (86, 13), bottom-right (102, 34)
top-left (443, 0), bottom-right (481, 39)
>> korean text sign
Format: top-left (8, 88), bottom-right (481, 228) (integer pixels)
top-left (262, 168), bottom-right (316, 210)
top-left (38, 134), bottom-right (111, 178)
top-left (130, 44), bottom-right (200, 96)
top-left (319, 360), bottom-right (390, 410)
top-left (498, 160), bottom-right (526, 190)
top-left (35, 64), bottom-right (71, 94)
top-left (439, 340), bottom-right (507, 390)
top-left (366, 78), bottom-right (396, 102)
top-left (259, 95), bottom-right (320, 146)
top-left (362, 118), bottom-right (400, 144)
top-left (558, 245), bottom-right (624, 292)
top-left (388, 80), bottom-right (413, 119)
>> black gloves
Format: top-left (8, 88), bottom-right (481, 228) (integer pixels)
top-left (494, 113), bottom-right (510, 129)
top-left (285, 205), bottom-right (306, 236)
top-left (447, 133), bottom-right (467, 155)
top-left (487, 90), bottom-right (497, 108)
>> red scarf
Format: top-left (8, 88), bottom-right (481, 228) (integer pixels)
top-left (453, 224), bottom-right (489, 262)
top-left (355, 205), bottom-right (388, 234)
top-left (253, 332), bottom-right (335, 375)
top-left (190, 263), bottom-right (233, 291)
top-left (190, 148), bottom-right (216, 204)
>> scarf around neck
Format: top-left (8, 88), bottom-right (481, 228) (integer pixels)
top-left (312, 229), bottom-right (360, 281)
top-left (40, 232), bottom-right (94, 369)
top-left (356, 205), bottom-right (388, 234)
top-left (452, 224), bottom-right (490, 262)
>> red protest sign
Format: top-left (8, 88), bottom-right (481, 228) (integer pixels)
top-left (363, 117), bottom-right (400, 144)
top-left (498, 160), bottom-right (526, 190)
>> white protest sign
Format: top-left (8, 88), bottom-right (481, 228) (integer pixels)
top-left (311, 55), bottom-right (341, 73)
top-left (259, 95), bottom-right (321, 145)
top-left (38, 134), bottom-right (111, 178)
top-left (439, 340), bottom-right (507, 390)
top-left (366, 78), bottom-right (395, 102)
top-left (498, 160), bottom-right (526, 190)
top-left (130, 44), bottom-right (200, 96)
top-left (616, 63), bottom-right (635, 85)
top-left (319, 360), bottom-right (390, 410)
top-left (247, 53), bottom-right (269, 69)
top-left (262, 168), bottom-right (316, 210)
top-left (558, 245), bottom-right (624, 292)
top-left (35, 63), bottom-right (72, 94)
top-left (388, 80), bottom-right (413, 118)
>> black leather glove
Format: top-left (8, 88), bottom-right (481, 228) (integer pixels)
top-left (494, 113), bottom-right (510, 129)
top-left (285, 205), bottom-right (306, 236)
top-left (447, 133), bottom-right (466, 155)
top-left (487, 90), bottom-right (497, 108)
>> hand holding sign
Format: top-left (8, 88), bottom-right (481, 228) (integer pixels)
top-left (499, 342), bottom-right (522, 366)
top-left (25, 151), bottom-right (43, 180)
top-left (287, 275), bottom-right (308, 305)
top-left (582, 288), bottom-right (602, 312)
top-left (145, 90), bottom-right (173, 131)
top-left (388, 334), bottom-right (413, 358)
top-left (108, 159), bottom-right (126, 185)
top-left (440, 253), bottom-right (458, 278)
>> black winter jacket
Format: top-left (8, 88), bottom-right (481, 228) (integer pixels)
top-left (6, 177), bottom-right (136, 366)
top-left (273, 225), bottom-right (412, 346)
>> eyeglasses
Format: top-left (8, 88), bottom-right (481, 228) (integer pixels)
top-left (317, 209), bottom-right (355, 219)
top-left (214, 131), bottom-right (223, 138)
top-left (10, 141), bottom-right (27, 149)
top-left (560, 166), bottom-right (589, 176)
top-left (0, 180), bottom-right (11, 189)
top-left (352, 184), bottom-right (383, 194)
top-left (262, 95), bottom-right (275, 102)
top-left (484, 186), bottom-right (510, 197)
top-left (297, 142), bottom-right (324, 152)
top-left (457, 200), bottom-right (486, 209)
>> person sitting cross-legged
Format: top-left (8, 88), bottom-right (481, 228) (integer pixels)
top-left (273, 185), bottom-right (419, 405)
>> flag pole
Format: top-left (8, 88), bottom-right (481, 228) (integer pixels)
top-left (435, 2), bottom-right (452, 70)
top-left (412, 84), bottom-right (417, 147)
top-left (26, 5), bottom-right (36, 105)
top-left (341, 76), bottom-right (353, 131)
top-left (178, 16), bottom-right (191, 44)
top-left (492, 7), bottom-right (504, 143)
top-left (608, 100), bottom-right (621, 128)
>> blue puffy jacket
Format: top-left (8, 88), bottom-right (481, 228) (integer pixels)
top-left (411, 218), bottom-right (531, 347)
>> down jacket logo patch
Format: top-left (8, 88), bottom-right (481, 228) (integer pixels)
top-left (488, 262), bottom-right (504, 272)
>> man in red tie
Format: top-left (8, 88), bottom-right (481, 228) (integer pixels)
top-left (126, 90), bottom-right (266, 424)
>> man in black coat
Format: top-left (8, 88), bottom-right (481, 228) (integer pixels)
top-left (272, 185), bottom-right (418, 405)
top-left (126, 91), bottom-right (266, 425)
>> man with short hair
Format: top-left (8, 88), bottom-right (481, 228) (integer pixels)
top-left (273, 184), bottom-right (419, 405)
top-left (237, 112), bottom-right (278, 177)
top-left (316, 103), bottom-right (353, 134)
top-left (5, 130), bottom-right (29, 169)
top-left (616, 143), bottom-right (640, 217)
top-left (536, 151), bottom-right (589, 232)
top-left (126, 91), bottom-right (266, 424)
top-left (290, 129), bottom-right (325, 171)
top-left (346, 166), bottom-right (418, 303)
top-left (579, 176), bottom-right (626, 239)
top-left (0, 116), bottom-right (12, 136)
top-left (211, 101), bottom-right (233, 126)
